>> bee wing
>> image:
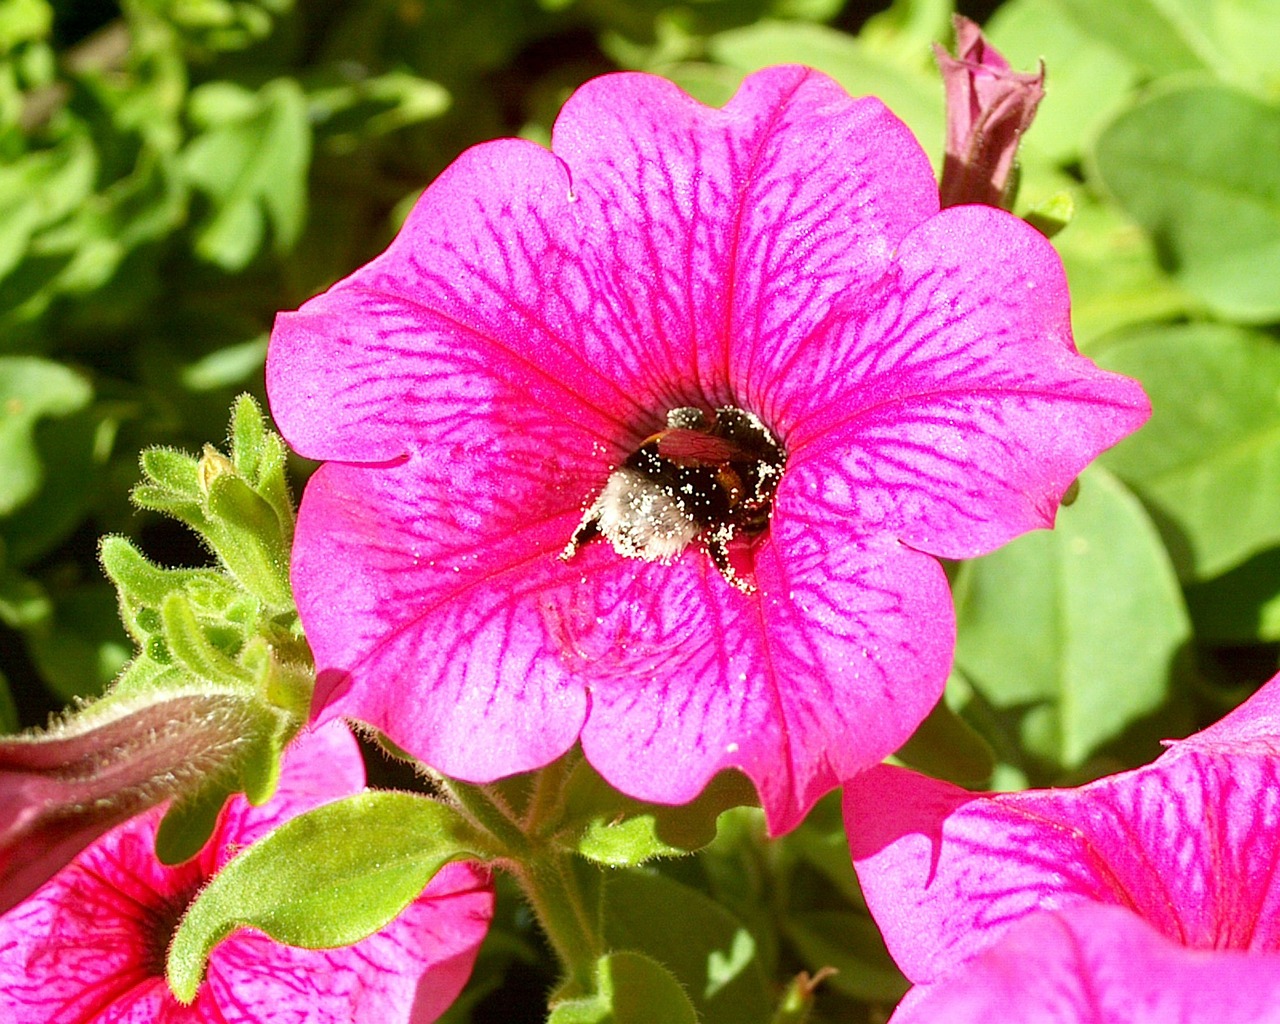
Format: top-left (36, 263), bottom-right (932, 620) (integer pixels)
top-left (656, 430), bottom-right (745, 464)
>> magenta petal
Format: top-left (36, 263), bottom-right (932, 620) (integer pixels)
top-left (0, 693), bottom-right (265, 916)
top-left (578, 526), bottom-right (953, 834)
top-left (206, 861), bottom-right (493, 1024)
top-left (846, 747), bottom-right (1280, 982)
top-left (1173, 669), bottom-right (1280, 757)
top-left (891, 904), bottom-right (1280, 1024)
top-left (789, 206), bottom-right (1150, 559)
top-left (296, 458), bottom-right (590, 782)
top-left (267, 140), bottom-right (642, 465)
top-left (272, 65), bottom-right (1149, 837)
top-left (552, 66), bottom-right (938, 398)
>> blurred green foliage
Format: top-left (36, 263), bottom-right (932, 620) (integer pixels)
top-left (5, 0), bottom-right (1280, 1019)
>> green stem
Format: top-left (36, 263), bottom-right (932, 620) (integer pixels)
top-left (516, 851), bottom-right (605, 995)
top-left (444, 763), bottom-right (604, 993)
top-left (524, 751), bottom-right (571, 832)
top-left (440, 778), bottom-right (530, 857)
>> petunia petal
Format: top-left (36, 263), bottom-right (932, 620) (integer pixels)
top-left (1172, 669), bottom-right (1280, 757)
top-left (783, 205), bottom-right (1150, 559)
top-left (890, 903), bottom-right (1280, 1024)
top-left (576, 524), bottom-right (953, 834)
top-left (297, 458), bottom-right (590, 783)
top-left (553, 66), bottom-right (938, 402)
top-left (269, 68), bottom-right (938, 469)
top-left (267, 139), bottom-right (641, 465)
top-left (0, 722), bottom-right (494, 1024)
top-left (206, 862), bottom-right (493, 1024)
top-left (846, 749), bottom-right (1280, 983)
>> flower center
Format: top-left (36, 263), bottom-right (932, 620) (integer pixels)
top-left (142, 885), bottom-right (198, 978)
top-left (563, 406), bottom-right (785, 593)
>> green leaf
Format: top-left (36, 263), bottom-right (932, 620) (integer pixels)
top-left (953, 466), bottom-right (1189, 769)
top-left (562, 762), bottom-right (758, 867)
top-left (892, 683), bottom-right (995, 787)
top-left (25, 583), bottom-right (131, 703)
top-left (167, 791), bottom-right (486, 1001)
top-left (708, 22), bottom-right (944, 159)
top-left (181, 79), bottom-right (311, 270)
top-left (1185, 547), bottom-right (1280, 643)
top-left (1209, 0), bottom-right (1280, 94)
top-left (0, 668), bottom-right (16, 734)
top-left (548, 951), bottom-right (698, 1024)
top-left (783, 910), bottom-right (907, 1004)
top-left (1053, 0), bottom-right (1215, 76)
top-left (0, 0), bottom-right (51, 53)
top-left (601, 870), bottom-right (773, 1024)
top-left (1091, 82), bottom-right (1280, 324)
top-left (1094, 323), bottom-right (1280, 580)
top-left (0, 129), bottom-right (96, 282)
top-left (1053, 195), bottom-right (1191, 350)
top-left (0, 357), bottom-right (92, 515)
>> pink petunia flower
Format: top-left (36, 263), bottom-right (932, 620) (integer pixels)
top-left (845, 671), bottom-right (1280, 1022)
top-left (0, 722), bottom-right (494, 1024)
top-left (267, 66), bottom-right (1149, 833)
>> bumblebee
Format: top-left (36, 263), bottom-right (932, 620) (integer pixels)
top-left (562, 406), bottom-right (785, 594)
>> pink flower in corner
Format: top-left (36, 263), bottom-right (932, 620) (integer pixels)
top-left (0, 722), bottom-right (494, 1024)
top-left (267, 65), bottom-right (1148, 834)
top-left (845, 671), bottom-right (1280, 1022)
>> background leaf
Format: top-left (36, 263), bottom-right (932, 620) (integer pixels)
top-left (1094, 323), bottom-right (1280, 581)
top-left (602, 869), bottom-right (774, 1024)
top-left (1091, 82), bottom-right (1280, 324)
top-left (953, 466), bottom-right (1190, 772)
top-left (548, 951), bottom-right (699, 1024)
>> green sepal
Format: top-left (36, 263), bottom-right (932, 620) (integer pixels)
top-left (162, 591), bottom-right (254, 686)
top-left (167, 791), bottom-right (491, 1002)
top-left (101, 535), bottom-right (229, 643)
top-left (1023, 189), bottom-right (1075, 238)
top-left (131, 398), bottom-right (297, 610)
top-left (155, 701), bottom-right (286, 865)
top-left (548, 951), bottom-right (698, 1024)
top-left (228, 396), bottom-right (295, 541)
top-left (155, 783), bottom-right (234, 865)
top-left (559, 760), bottom-right (758, 866)
top-left (202, 470), bottom-right (292, 607)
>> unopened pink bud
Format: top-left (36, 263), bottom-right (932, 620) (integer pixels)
top-left (935, 15), bottom-right (1045, 209)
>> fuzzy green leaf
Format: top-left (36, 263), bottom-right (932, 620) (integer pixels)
top-left (167, 792), bottom-right (486, 1001)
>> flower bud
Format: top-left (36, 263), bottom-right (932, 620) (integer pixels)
top-left (935, 15), bottom-right (1045, 209)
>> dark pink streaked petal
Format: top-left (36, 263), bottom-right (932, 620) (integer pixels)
top-left (782, 206), bottom-right (1150, 560)
top-left (206, 862), bottom-right (493, 1024)
top-left (267, 139), bottom-right (639, 467)
top-left (0, 693), bottom-right (276, 916)
top-left (577, 527), bottom-right (952, 834)
top-left (268, 67), bottom-right (937, 467)
top-left (296, 457), bottom-right (590, 783)
top-left (1172, 670), bottom-right (1280, 758)
top-left (303, 454), bottom-right (953, 831)
top-left (845, 746), bottom-right (1280, 983)
top-left (553, 67), bottom-right (938, 403)
top-left (271, 64), bottom-right (1149, 838)
top-left (890, 903), bottom-right (1280, 1024)
top-left (0, 723), bottom-right (494, 1024)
